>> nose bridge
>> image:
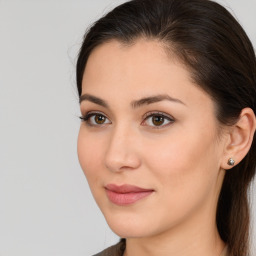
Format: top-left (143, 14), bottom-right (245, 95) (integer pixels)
top-left (104, 123), bottom-right (140, 172)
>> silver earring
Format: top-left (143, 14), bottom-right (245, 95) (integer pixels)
top-left (227, 158), bottom-right (235, 166)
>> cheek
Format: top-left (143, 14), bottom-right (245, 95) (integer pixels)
top-left (77, 127), bottom-right (104, 184)
top-left (144, 126), bottom-right (219, 195)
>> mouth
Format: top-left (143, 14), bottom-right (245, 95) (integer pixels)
top-left (105, 184), bottom-right (154, 206)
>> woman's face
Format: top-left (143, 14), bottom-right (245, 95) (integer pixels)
top-left (78, 39), bottom-right (227, 238)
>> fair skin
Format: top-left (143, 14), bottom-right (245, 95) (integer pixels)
top-left (77, 39), bottom-right (256, 256)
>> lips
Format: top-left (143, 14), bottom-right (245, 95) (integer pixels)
top-left (105, 184), bottom-right (154, 206)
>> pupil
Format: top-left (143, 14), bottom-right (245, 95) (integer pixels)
top-left (153, 116), bottom-right (164, 126)
top-left (95, 115), bottom-right (105, 124)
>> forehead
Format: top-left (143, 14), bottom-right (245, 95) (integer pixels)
top-left (83, 39), bottom-right (188, 88)
top-left (82, 39), bottom-right (212, 109)
top-left (84, 39), bottom-right (170, 77)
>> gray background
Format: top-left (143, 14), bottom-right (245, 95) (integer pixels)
top-left (0, 0), bottom-right (255, 255)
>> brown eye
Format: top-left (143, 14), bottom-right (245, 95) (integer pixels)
top-left (152, 115), bottom-right (164, 126)
top-left (94, 114), bottom-right (106, 124)
top-left (80, 112), bottom-right (111, 126)
top-left (142, 112), bottom-right (174, 128)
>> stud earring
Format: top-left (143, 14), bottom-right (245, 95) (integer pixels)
top-left (227, 158), bottom-right (235, 166)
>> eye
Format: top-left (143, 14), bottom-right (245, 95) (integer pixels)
top-left (80, 112), bottom-right (111, 126)
top-left (142, 112), bottom-right (174, 128)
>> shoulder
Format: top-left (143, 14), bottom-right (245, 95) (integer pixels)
top-left (93, 239), bottom-right (126, 256)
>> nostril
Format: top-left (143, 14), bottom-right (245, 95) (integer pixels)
top-left (104, 148), bottom-right (141, 173)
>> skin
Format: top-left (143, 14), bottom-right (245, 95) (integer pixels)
top-left (78, 39), bottom-right (237, 256)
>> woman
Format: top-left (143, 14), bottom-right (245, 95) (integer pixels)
top-left (76, 0), bottom-right (256, 255)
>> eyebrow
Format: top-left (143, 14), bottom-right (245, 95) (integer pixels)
top-left (131, 94), bottom-right (186, 108)
top-left (79, 93), bottom-right (186, 108)
top-left (79, 94), bottom-right (109, 108)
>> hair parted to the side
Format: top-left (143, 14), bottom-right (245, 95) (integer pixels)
top-left (76, 0), bottom-right (256, 255)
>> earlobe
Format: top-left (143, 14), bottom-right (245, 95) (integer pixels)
top-left (221, 108), bottom-right (256, 170)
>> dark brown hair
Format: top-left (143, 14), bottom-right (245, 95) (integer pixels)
top-left (76, 0), bottom-right (256, 255)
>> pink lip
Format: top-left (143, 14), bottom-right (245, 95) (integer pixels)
top-left (105, 184), bottom-right (154, 206)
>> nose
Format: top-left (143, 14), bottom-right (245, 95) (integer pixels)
top-left (104, 125), bottom-right (141, 172)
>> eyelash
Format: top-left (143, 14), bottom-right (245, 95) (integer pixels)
top-left (142, 111), bottom-right (175, 128)
top-left (80, 111), bottom-right (175, 128)
top-left (79, 111), bottom-right (111, 127)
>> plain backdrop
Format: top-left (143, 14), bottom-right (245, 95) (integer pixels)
top-left (0, 0), bottom-right (255, 255)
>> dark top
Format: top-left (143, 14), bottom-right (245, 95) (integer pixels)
top-left (93, 239), bottom-right (126, 256)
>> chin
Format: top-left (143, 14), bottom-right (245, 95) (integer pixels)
top-left (108, 222), bottom-right (152, 238)
top-left (102, 209), bottom-right (164, 238)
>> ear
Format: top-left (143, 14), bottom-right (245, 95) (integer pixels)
top-left (220, 108), bottom-right (256, 170)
